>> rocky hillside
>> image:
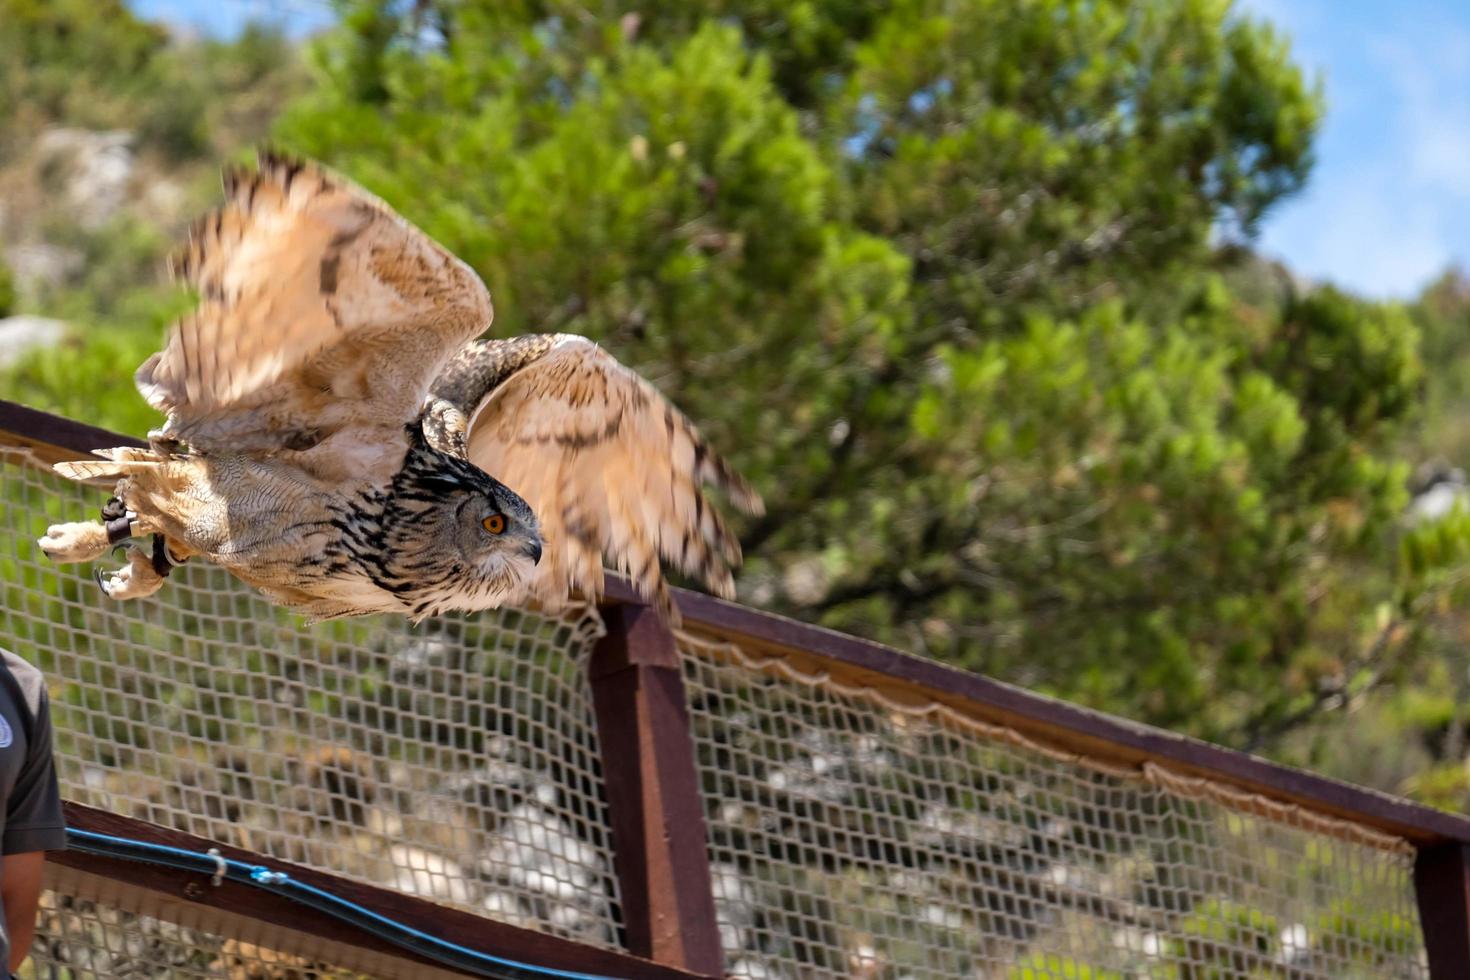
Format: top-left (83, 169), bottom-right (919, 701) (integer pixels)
top-left (0, 3), bottom-right (304, 430)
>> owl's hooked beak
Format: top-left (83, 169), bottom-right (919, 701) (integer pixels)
top-left (523, 539), bottom-right (543, 566)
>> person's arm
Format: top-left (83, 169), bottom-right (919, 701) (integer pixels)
top-left (1, 850), bottom-right (43, 972)
top-left (2, 689), bottom-right (66, 974)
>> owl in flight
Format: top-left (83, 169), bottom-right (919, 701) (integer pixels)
top-left (37, 152), bottom-right (761, 622)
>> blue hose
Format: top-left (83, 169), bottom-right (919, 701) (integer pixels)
top-left (65, 828), bottom-right (623, 980)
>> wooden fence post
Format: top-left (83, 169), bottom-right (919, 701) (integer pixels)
top-left (1414, 842), bottom-right (1470, 978)
top-left (588, 601), bottom-right (723, 977)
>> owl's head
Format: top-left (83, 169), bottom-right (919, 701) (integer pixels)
top-left (449, 476), bottom-right (543, 573)
top-left (385, 441), bottom-right (543, 613)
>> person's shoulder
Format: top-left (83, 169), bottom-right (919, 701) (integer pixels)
top-left (0, 647), bottom-right (46, 719)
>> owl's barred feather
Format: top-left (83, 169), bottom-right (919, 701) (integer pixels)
top-left (52, 447), bottom-right (164, 482)
top-left (41, 151), bottom-right (760, 620)
top-left (51, 460), bottom-right (138, 482)
top-left (137, 150), bottom-right (491, 466)
top-left (427, 335), bottom-right (762, 622)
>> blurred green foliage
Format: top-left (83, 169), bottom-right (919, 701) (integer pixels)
top-left (1009, 955), bottom-right (1123, 979)
top-left (0, 253), bottom-right (13, 318)
top-left (0, 0), bottom-right (302, 161)
top-left (0, 0), bottom-right (171, 159)
top-left (265, 0), bottom-right (1430, 750)
top-left (3, 0), bottom-right (1470, 776)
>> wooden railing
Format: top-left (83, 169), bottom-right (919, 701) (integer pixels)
top-left (6, 397), bottom-right (1470, 979)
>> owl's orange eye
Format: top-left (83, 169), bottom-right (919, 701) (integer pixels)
top-left (481, 514), bottom-right (506, 534)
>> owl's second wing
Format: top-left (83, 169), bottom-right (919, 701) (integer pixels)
top-left (434, 335), bottom-right (762, 619)
top-left (136, 152), bottom-right (492, 454)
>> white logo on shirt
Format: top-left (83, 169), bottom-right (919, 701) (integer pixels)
top-left (0, 715), bottom-right (13, 748)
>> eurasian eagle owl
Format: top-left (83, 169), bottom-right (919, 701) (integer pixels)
top-left (37, 153), bottom-right (760, 622)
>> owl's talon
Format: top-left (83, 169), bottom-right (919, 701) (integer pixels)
top-left (96, 546), bottom-right (167, 601)
top-left (38, 522), bottom-right (111, 563)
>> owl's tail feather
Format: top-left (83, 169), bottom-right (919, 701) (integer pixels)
top-left (53, 448), bottom-right (166, 483)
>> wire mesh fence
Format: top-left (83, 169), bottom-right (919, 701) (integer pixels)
top-left (23, 862), bottom-right (465, 979)
top-left (25, 888), bottom-right (369, 979)
top-left (0, 421), bottom-right (1449, 980)
top-left (679, 629), bottom-right (1430, 980)
top-left (0, 449), bottom-right (624, 951)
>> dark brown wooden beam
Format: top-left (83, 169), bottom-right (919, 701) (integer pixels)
top-left (0, 398), bottom-right (144, 465)
top-left (589, 603), bottom-right (723, 976)
top-left (1415, 842), bottom-right (1470, 978)
top-left (57, 801), bottom-right (712, 980)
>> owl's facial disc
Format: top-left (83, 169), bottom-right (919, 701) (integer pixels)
top-left (457, 490), bottom-right (542, 570)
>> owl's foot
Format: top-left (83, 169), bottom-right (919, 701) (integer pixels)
top-left (37, 522), bottom-right (112, 563)
top-left (95, 546), bottom-right (167, 601)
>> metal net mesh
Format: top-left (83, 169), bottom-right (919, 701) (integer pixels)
top-left (680, 630), bottom-right (1430, 980)
top-left (0, 450), bottom-right (623, 948)
top-left (0, 428), bottom-right (1443, 980)
top-left (25, 889), bottom-right (369, 979)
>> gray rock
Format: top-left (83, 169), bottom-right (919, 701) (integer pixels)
top-left (479, 802), bottom-right (612, 939)
top-left (710, 862), bottom-right (757, 951)
top-left (481, 889), bottom-right (533, 927)
top-left (4, 244), bottom-right (82, 293)
top-left (36, 128), bottom-right (135, 229)
top-left (388, 844), bottom-right (477, 905)
top-left (1409, 466), bottom-right (1468, 523)
top-left (480, 803), bottom-right (601, 899)
top-left (386, 628), bottom-right (458, 680)
top-left (727, 957), bottom-right (791, 980)
top-left (0, 315), bottom-right (67, 366)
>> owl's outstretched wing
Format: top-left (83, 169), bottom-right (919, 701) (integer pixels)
top-left (426, 335), bottom-right (762, 620)
top-left (136, 152), bottom-right (492, 456)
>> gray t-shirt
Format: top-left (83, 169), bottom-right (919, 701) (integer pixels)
top-left (0, 648), bottom-right (66, 971)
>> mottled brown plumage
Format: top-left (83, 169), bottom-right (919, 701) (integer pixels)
top-left (38, 152), bottom-right (760, 622)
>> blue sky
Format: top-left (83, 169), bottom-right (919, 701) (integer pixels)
top-left (132, 0), bottom-right (1470, 299)
top-left (130, 0), bottom-right (334, 39)
top-left (1237, 0), bottom-right (1470, 298)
